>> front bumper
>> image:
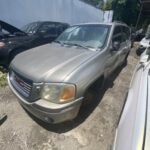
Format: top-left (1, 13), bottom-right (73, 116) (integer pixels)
top-left (8, 75), bottom-right (83, 124)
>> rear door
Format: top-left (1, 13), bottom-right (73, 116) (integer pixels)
top-left (108, 25), bottom-right (123, 72)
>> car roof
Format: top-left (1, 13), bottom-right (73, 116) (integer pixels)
top-left (32, 21), bottom-right (69, 26)
top-left (74, 21), bottom-right (129, 27)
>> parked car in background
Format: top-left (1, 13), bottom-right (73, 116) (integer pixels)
top-left (136, 37), bottom-right (150, 56)
top-left (112, 47), bottom-right (150, 150)
top-left (134, 28), bottom-right (145, 41)
top-left (0, 20), bottom-right (69, 67)
top-left (136, 25), bottom-right (150, 56)
top-left (8, 22), bottom-right (131, 124)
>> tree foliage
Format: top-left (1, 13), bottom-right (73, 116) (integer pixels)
top-left (100, 0), bottom-right (113, 10)
top-left (82, 0), bottom-right (140, 26)
top-left (113, 0), bottom-right (140, 26)
top-left (101, 0), bottom-right (140, 26)
top-left (81, 0), bottom-right (102, 7)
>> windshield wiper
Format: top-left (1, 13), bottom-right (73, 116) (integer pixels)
top-left (53, 40), bottom-right (65, 45)
top-left (54, 40), bottom-right (61, 44)
top-left (54, 41), bottom-right (96, 51)
top-left (64, 42), bottom-right (95, 50)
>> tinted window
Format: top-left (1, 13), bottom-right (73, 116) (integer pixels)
top-left (112, 26), bottom-right (123, 43)
top-left (62, 25), bottom-right (69, 30)
top-left (113, 26), bottom-right (122, 36)
top-left (56, 24), bottom-right (64, 34)
top-left (122, 26), bottom-right (130, 40)
top-left (21, 22), bottom-right (40, 34)
top-left (40, 23), bottom-right (55, 31)
top-left (56, 24), bottom-right (69, 35)
top-left (1, 29), bottom-right (9, 34)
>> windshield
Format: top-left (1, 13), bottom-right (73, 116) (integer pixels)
top-left (21, 22), bottom-right (41, 34)
top-left (56, 25), bottom-right (110, 50)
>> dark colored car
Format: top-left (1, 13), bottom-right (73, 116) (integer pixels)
top-left (0, 20), bottom-right (69, 67)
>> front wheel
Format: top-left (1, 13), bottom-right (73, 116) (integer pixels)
top-left (82, 77), bottom-right (105, 106)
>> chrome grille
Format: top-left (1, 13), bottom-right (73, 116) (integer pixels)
top-left (10, 71), bottom-right (32, 98)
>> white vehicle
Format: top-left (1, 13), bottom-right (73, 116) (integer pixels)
top-left (140, 37), bottom-right (150, 47)
top-left (136, 25), bottom-right (150, 56)
top-left (112, 47), bottom-right (150, 150)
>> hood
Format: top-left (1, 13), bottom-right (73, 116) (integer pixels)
top-left (0, 20), bottom-right (26, 35)
top-left (11, 43), bottom-right (96, 82)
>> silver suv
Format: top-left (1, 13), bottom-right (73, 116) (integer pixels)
top-left (8, 22), bottom-right (131, 123)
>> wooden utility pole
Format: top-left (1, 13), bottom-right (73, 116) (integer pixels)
top-left (136, 2), bottom-right (143, 29)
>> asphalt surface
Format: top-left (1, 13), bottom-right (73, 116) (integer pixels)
top-left (0, 47), bottom-right (138, 150)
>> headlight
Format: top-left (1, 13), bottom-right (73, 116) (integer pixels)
top-left (0, 42), bottom-right (5, 48)
top-left (41, 83), bottom-right (76, 104)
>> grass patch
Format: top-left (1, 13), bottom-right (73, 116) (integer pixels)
top-left (0, 71), bottom-right (7, 87)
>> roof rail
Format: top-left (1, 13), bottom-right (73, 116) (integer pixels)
top-left (113, 20), bottom-right (127, 25)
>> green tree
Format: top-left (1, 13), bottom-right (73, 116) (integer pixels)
top-left (81, 0), bottom-right (102, 7)
top-left (82, 0), bottom-right (140, 26)
top-left (100, 0), bottom-right (113, 10)
top-left (112, 0), bottom-right (140, 26)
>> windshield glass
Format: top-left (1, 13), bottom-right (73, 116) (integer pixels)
top-left (56, 25), bottom-right (110, 50)
top-left (21, 22), bottom-right (40, 34)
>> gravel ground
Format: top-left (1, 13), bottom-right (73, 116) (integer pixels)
top-left (0, 46), bottom-right (138, 150)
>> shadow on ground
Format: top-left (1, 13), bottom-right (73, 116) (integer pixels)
top-left (0, 66), bottom-right (8, 73)
top-left (23, 63), bottom-right (126, 133)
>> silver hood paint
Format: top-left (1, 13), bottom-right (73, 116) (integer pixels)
top-left (10, 43), bottom-right (96, 82)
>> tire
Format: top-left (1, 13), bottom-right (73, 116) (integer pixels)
top-left (82, 77), bottom-right (105, 106)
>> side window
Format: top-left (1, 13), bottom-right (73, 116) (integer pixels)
top-left (112, 26), bottom-right (123, 43)
top-left (39, 23), bottom-right (56, 35)
top-left (2, 29), bottom-right (9, 34)
top-left (122, 26), bottom-right (130, 41)
top-left (62, 25), bottom-right (69, 31)
top-left (56, 24), bottom-right (69, 35)
top-left (56, 24), bottom-right (63, 35)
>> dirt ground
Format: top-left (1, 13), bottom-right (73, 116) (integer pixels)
top-left (0, 46), bottom-right (138, 150)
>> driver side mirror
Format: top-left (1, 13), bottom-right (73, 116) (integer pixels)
top-left (112, 41), bottom-right (120, 51)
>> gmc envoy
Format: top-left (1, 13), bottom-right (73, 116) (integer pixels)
top-left (8, 22), bottom-right (131, 123)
